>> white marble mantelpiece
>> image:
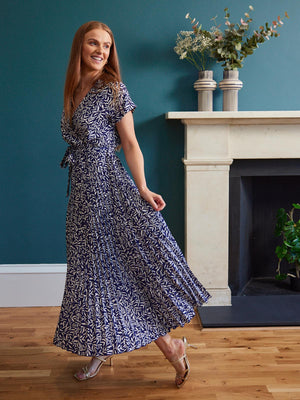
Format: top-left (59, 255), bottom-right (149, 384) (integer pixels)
top-left (166, 111), bottom-right (300, 306)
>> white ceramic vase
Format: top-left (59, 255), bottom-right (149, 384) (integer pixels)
top-left (193, 70), bottom-right (217, 111)
top-left (219, 70), bottom-right (243, 111)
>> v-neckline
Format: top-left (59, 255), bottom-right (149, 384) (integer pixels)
top-left (72, 85), bottom-right (94, 118)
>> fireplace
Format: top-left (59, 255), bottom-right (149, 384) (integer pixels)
top-left (166, 111), bottom-right (300, 306)
top-left (229, 159), bottom-right (300, 295)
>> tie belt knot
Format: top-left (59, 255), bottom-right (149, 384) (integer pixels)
top-left (60, 145), bottom-right (115, 196)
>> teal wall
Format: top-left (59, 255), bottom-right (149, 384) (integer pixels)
top-left (1, 0), bottom-right (298, 263)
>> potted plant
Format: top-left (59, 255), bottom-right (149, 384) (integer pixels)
top-left (180, 5), bottom-right (289, 110)
top-left (275, 203), bottom-right (300, 291)
top-left (174, 23), bottom-right (216, 111)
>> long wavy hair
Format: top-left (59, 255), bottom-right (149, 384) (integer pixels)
top-left (64, 21), bottom-right (121, 121)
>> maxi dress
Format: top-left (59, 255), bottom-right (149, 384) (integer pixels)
top-left (53, 81), bottom-right (211, 357)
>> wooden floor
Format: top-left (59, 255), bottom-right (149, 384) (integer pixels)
top-left (1, 308), bottom-right (300, 400)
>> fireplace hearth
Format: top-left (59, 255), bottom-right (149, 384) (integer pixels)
top-left (241, 277), bottom-right (300, 296)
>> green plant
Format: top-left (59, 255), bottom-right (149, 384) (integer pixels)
top-left (211, 6), bottom-right (289, 70)
top-left (184, 5), bottom-right (289, 71)
top-left (275, 203), bottom-right (300, 280)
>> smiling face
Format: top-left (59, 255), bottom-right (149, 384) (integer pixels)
top-left (81, 28), bottom-right (112, 77)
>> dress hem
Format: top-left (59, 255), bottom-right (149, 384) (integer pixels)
top-left (52, 299), bottom-right (209, 357)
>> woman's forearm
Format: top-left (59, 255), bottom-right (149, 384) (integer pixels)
top-left (122, 143), bottom-right (147, 193)
top-left (116, 112), bottom-right (148, 192)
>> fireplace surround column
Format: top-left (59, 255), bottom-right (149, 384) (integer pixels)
top-left (166, 111), bottom-right (300, 306)
top-left (183, 122), bottom-right (233, 306)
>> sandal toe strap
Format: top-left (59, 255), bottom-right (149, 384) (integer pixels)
top-left (82, 366), bottom-right (91, 378)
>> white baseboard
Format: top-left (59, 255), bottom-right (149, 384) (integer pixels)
top-left (0, 264), bottom-right (67, 307)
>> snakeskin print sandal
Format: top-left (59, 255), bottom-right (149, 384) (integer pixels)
top-left (170, 337), bottom-right (197, 389)
top-left (74, 356), bottom-right (113, 381)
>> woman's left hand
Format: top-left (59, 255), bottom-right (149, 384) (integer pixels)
top-left (139, 188), bottom-right (166, 212)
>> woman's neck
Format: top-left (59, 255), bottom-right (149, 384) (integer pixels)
top-left (79, 70), bottom-right (101, 91)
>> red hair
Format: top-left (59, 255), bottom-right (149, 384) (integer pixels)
top-left (64, 21), bottom-right (121, 120)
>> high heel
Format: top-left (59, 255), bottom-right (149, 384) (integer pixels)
top-left (103, 356), bottom-right (113, 367)
top-left (170, 337), bottom-right (197, 389)
top-left (74, 355), bottom-right (113, 381)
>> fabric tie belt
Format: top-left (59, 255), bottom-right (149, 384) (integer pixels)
top-left (60, 144), bottom-right (116, 197)
top-left (60, 146), bottom-right (75, 197)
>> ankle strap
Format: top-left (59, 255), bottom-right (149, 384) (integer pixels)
top-left (170, 354), bottom-right (186, 365)
top-left (95, 356), bottom-right (109, 362)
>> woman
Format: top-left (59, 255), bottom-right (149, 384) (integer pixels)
top-left (53, 21), bottom-right (211, 388)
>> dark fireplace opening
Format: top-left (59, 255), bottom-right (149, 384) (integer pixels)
top-left (229, 159), bottom-right (300, 296)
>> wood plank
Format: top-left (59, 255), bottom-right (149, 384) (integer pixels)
top-left (0, 370), bottom-right (51, 377)
top-left (1, 307), bottom-right (300, 400)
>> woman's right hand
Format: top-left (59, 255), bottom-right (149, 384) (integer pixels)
top-left (139, 187), bottom-right (166, 212)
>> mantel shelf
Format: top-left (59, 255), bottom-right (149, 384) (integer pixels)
top-left (166, 111), bottom-right (300, 125)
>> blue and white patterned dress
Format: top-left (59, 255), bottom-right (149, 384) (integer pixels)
top-left (53, 81), bottom-right (211, 357)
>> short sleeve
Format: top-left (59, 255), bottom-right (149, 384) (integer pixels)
top-left (110, 83), bottom-right (136, 124)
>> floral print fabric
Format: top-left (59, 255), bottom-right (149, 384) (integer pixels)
top-left (53, 82), bottom-right (211, 356)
